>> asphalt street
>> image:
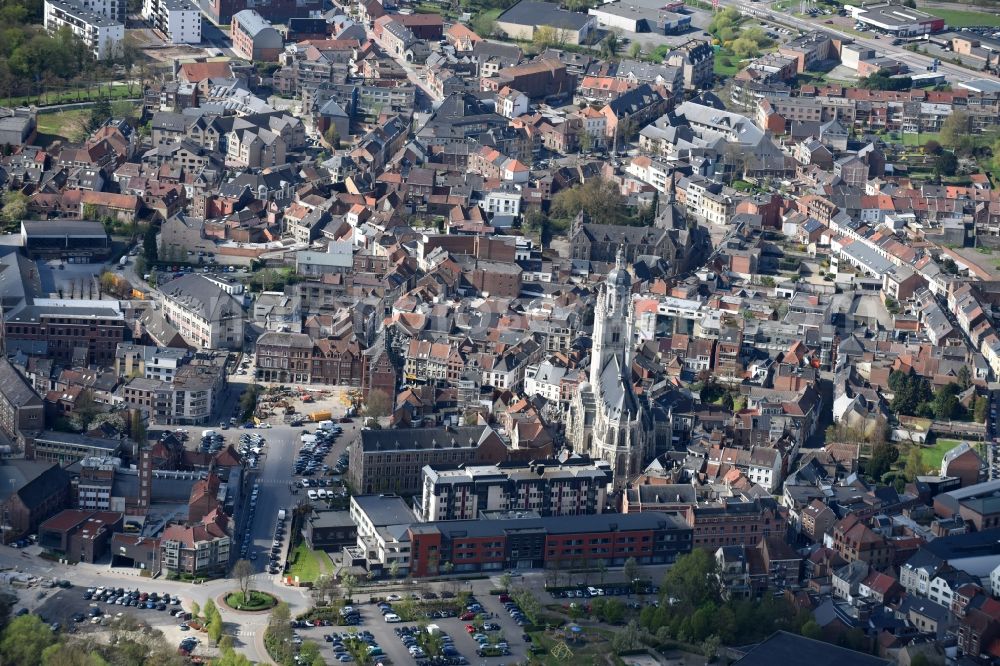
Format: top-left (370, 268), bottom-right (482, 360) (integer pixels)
top-left (731, 0), bottom-right (998, 83)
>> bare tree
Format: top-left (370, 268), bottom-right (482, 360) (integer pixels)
top-left (233, 559), bottom-right (254, 604)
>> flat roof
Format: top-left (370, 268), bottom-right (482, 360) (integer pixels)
top-left (959, 78), bottom-right (1000, 94)
top-left (45, 0), bottom-right (122, 27)
top-left (857, 4), bottom-right (937, 27)
top-left (498, 1), bottom-right (593, 31)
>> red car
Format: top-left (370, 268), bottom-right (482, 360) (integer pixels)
top-left (465, 624), bottom-right (476, 634)
top-left (498, 594), bottom-right (511, 603)
top-left (460, 612), bottom-right (476, 621)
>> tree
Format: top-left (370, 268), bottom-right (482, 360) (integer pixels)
top-left (87, 96), bottom-right (112, 132)
top-left (975, 395), bottom-right (989, 423)
top-left (628, 41), bottom-right (642, 59)
top-left (233, 559), bottom-right (254, 604)
top-left (867, 441), bottom-right (899, 480)
top-left (299, 641), bottom-right (321, 665)
top-left (499, 573), bottom-right (512, 591)
top-left (662, 549), bottom-right (719, 609)
top-left (190, 601), bottom-right (200, 621)
top-left (73, 389), bottom-right (100, 430)
top-left (800, 620), bottom-right (822, 640)
top-left (904, 446), bottom-right (927, 480)
top-left (610, 620), bottom-right (641, 654)
top-left (41, 643), bottom-right (109, 666)
top-left (623, 556), bottom-right (640, 592)
top-left (0, 191), bottom-right (28, 226)
top-left (341, 572), bottom-right (358, 599)
top-left (207, 613), bottom-right (223, 644)
top-left (471, 13), bottom-right (496, 38)
top-left (940, 110), bottom-right (970, 150)
top-left (599, 31), bottom-right (620, 59)
top-left (532, 26), bottom-right (564, 50)
top-left (550, 177), bottom-right (626, 224)
top-left (142, 223), bottom-right (158, 262)
top-left (934, 151), bottom-right (958, 177)
top-left (203, 598), bottom-right (219, 625)
top-left (958, 365), bottom-right (972, 390)
top-left (365, 389), bottom-right (393, 420)
top-left (0, 615), bottom-right (57, 666)
top-left (216, 646), bottom-right (253, 666)
top-left (389, 560), bottom-right (400, 580)
top-left (323, 125), bottom-right (340, 149)
top-left (924, 139), bottom-right (942, 155)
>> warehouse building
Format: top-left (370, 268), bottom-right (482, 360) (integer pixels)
top-left (588, 2), bottom-right (691, 34)
top-left (496, 1), bottom-right (596, 45)
top-left (20, 221), bottom-right (111, 261)
top-left (848, 4), bottom-right (944, 36)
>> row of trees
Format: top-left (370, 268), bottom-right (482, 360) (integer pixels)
top-left (641, 550), bottom-right (852, 656)
top-left (0, 611), bottom-right (189, 666)
top-left (707, 7), bottom-right (773, 59)
top-left (888, 370), bottom-right (969, 421)
top-left (0, 0), bottom-right (147, 104)
top-left (547, 178), bottom-right (659, 228)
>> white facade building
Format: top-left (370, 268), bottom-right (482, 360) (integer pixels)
top-left (416, 459), bottom-right (613, 522)
top-left (143, 0), bottom-right (202, 44)
top-left (44, 0), bottom-right (124, 59)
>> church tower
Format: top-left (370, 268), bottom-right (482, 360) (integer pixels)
top-left (590, 247), bottom-right (633, 387)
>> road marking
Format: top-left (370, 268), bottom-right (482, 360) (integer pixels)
top-left (235, 630), bottom-right (256, 637)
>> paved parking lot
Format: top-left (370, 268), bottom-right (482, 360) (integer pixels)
top-left (291, 589), bottom-right (531, 665)
top-left (33, 587), bottom-right (184, 633)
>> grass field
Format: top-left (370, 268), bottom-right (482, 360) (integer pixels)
top-left (923, 438), bottom-right (965, 468)
top-left (5, 84), bottom-right (137, 108)
top-left (287, 542), bottom-right (323, 583)
top-left (35, 109), bottom-right (90, 146)
top-left (925, 7), bottom-right (1000, 27)
top-left (715, 50), bottom-right (742, 77)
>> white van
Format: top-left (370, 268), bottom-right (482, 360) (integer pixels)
top-left (202, 429), bottom-right (217, 439)
top-left (318, 420), bottom-right (334, 432)
top-left (384, 613), bottom-right (401, 623)
top-left (307, 490), bottom-right (318, 500)
top-left (317, 489), bottom-right (329, 499)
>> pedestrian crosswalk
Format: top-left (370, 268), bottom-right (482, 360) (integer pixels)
top-left (234, 630), bottom-right (256, 638)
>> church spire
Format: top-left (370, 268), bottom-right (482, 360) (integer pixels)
top-left (615, 244), bottom-right (625, 272)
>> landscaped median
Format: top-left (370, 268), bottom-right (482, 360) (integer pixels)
top-left (223, 590), bottom-right (278, 612)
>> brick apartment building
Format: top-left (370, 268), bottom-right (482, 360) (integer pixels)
top-left (2, 298), bottom-right (126, 367)
top-left (685, 497), bottom-right (782, 550)
top-left (408, 512), bottom-right (692, 577)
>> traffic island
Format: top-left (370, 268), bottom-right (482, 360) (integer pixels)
top-left (223, 590), bottom-right (278, 612)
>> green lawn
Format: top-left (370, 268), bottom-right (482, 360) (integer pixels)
top-left (922, 438), bottom-right (965, 469)
top-left (714, 50), bottom-right (741, 77)
top-left (287, 542), bottom-right (323, 583)
top-left (926, 7), bottom-right (1000, 27)
top-left (5, 83), bottom-right (137, 108)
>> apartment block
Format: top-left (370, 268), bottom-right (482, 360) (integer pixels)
top-left (44, 0), bottom-right (124, 59)
top-left (416, 459), bottom-right (613, 522)
top-left (142, 0), bottom-right (201, 44)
